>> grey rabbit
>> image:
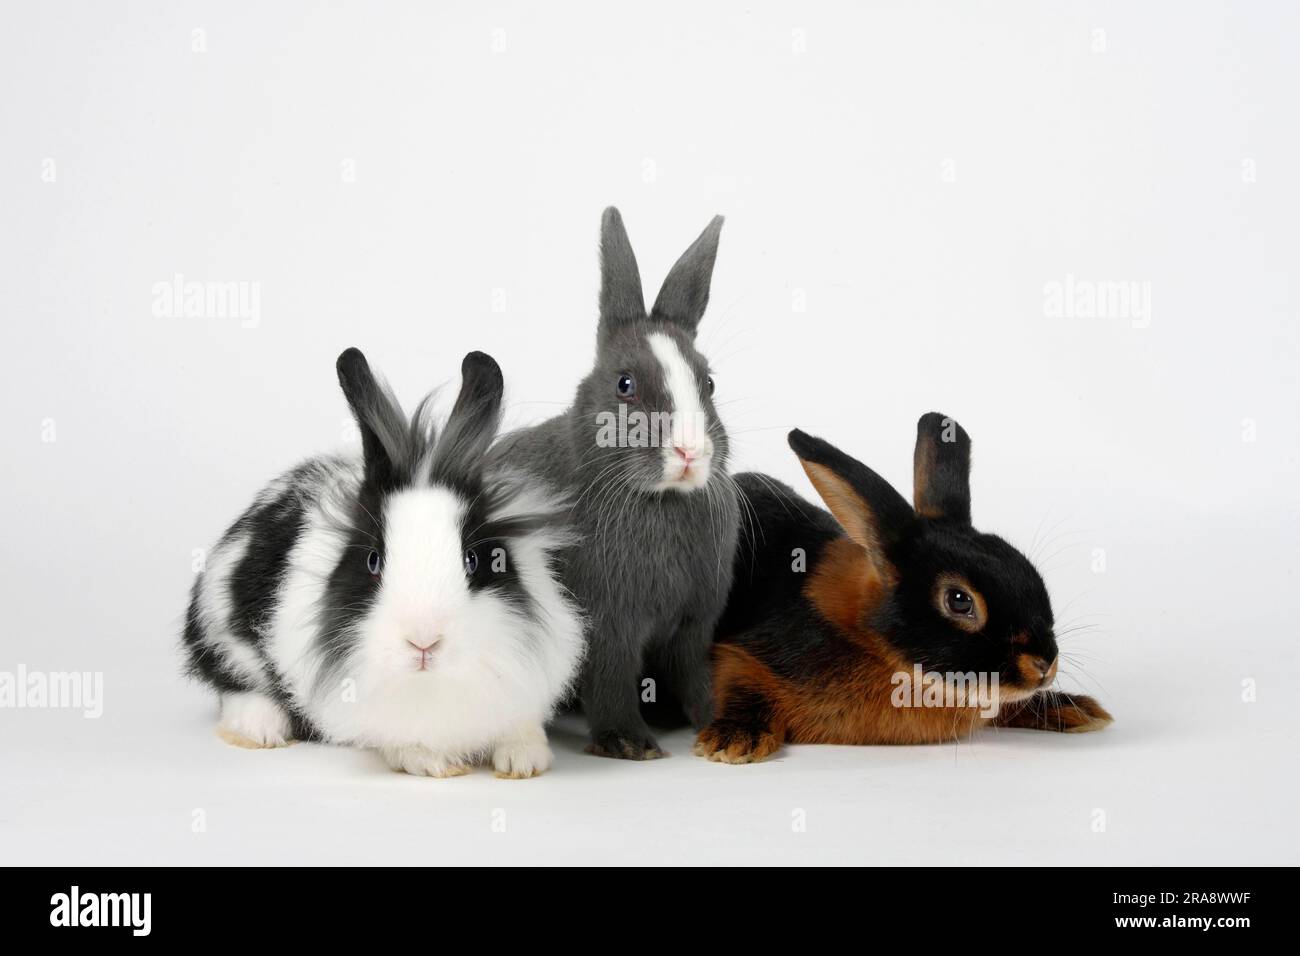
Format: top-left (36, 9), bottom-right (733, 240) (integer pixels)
top-left (490, 207), bottom-right (740, 759)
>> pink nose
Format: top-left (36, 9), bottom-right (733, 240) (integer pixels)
top-left (407, 638), bottom-right (438, 652)
top-left (673, 446), bottom-right (698, 464)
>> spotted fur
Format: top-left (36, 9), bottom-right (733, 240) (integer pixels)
top-left (181, 350), bottom-right (585, 777)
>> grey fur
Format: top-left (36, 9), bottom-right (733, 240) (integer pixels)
top-left (490, 207), bottom-right (740, 759)
top-left (598, 207), bottom-right (648, 333)
top-left (651, 214), bottom-right (724, 333)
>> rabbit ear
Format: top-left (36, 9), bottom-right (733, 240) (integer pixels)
top-left (598, 206), bottom-right (647, 335)
top-left (337, 348), bottom-right (406, 482)
top-left (913, 412), bottom-right (972, 524)
top-left (789, 429), bottom-right (913, 568)
top-left (432, 351), bottom-right (504, 485)
top-left (650, 214), bottom-right (724, 334)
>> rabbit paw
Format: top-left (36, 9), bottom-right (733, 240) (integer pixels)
top-left (694, 723), bottom-right (781, 764)
top-left (381, 744), bottom-right (472, 778)
top-left (998, 691), bottom-right (1114, 733)
top-left (1053, 695), bottom-right (1114, 733)
top-left (493, 725), bottom-right (553, 778)
top-left (585, 729), bottom-right (669, 761)
top-left (216, 692), bottom-right (293, 749)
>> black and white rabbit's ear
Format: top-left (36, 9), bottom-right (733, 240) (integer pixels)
top-left (789, 428), bottom-right (913, 567)
top-left (598, 206), bottom-right (648, 336)
top-left (431, 351), bottom-right (505, 484)
top-left (337, 347), bottom-right (406, 480)
top-left (650, 214), bottom-right (724, 335)
top-left (912, 412), bottom-right (972, 524)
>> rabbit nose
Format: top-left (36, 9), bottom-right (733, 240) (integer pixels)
top-left (673, 446), bottom-right (698, 464)
top-left (1016, 654), bottom-right (1056, 685)
top-left (407, 637), bottom-right (439, 652)
top-left (1029, 655), bottom-right (1056, 683)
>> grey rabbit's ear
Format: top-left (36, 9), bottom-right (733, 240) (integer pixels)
top-left (650, 214), bottom-right (724, 335)
top-left (598, 207), bottom-right (648, 337)
top-left (337, 347), bottom-right (406, 482)
top-left (431, 351), bottom-right (505, 486)
top-left (913, 412), bottom-right (972, 524)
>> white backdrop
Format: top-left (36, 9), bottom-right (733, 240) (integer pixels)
top-left (1, 1), bottom-right (1296, 865)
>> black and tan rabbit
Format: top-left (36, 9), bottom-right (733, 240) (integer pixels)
top-left (696, 413), bottom-right (1112, 763)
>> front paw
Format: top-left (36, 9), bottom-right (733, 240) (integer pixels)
top-left (585, 729), bottom-right (669, 760)
top-left (693, 723), bottom-right (781, 764)
top-left (217, 692), bottom-right (293, 749)
top-left (381, 744), bottom-right (473, 778)
top-left (1001, 692), bottom-right (1113, 733)
top-left (1054, 694), bottom-right (1114, 733)
top-left (493, 739), bottom-right (553, 779)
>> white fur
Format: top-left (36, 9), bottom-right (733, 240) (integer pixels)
top-left (491, 721), bottom-right (553, 778)
top-left (380, 742), bottom-right (472, 777)
top-left (208, 458), bottom-right (585, 778)
top-left (314, 486), bottom-right (582, 757)
top-left (194, 532), bottom-right (265, 687)
top-left (262, 460), bottom-right (359, 711)
top-left (647, 331), bottom-right (714, 491)
top-left (217, 691), bottom-right (291, 747)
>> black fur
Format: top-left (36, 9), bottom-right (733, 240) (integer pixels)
top-left (318, 349), bottom-right (522, 679)
top-left (718, 473), bottom-right (839, 640)
top-left (183, 349), bottom-right (548, 714)
top-left (181, 596), bottom-right (243, 692)
top-left (716, 415), bottom-right (1058, 696)
top-left (877, 521), bottom-right (1054, 683)
top-left (181, 461), bottom-right (321, 693)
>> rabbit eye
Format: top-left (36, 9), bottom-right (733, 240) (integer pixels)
top-left (616, 373), bottom-right (636, 399)
top-left (463, 549), bottom-right (479, 576)
top-left (945, 589), bottom-right (974, 616)
top-left (366, 550), bottom-right (382, 577)
top-left (706, 375), bottom-right (715, 396)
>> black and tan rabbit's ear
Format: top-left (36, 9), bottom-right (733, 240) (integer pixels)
top-left (913, 412), bottom-right (972, 524)
top-left (337, 347), bottom-right (406, 481)
top-left (789, 429), bottom-right (913, 571)
top-left (432, 351), bottom-right (505, 484)
top-left (650, 214), bottom-right (724, 335)
top-left (598, 206), bottom-right (648, 337)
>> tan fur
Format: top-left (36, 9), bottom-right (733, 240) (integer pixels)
top-left (1012, 652), bottom-right (1059, 686)
top-left (996, 692), bottom-right (1112, 733)
top-left (702, 556), bottom-right (993, 759)
top-left (216, 727), bottom-right (293, 750)
top-left (699, 431), bottom-right (1112, 763)
top-left (804, 538), bottom-right (887, 635)
top-left (913, 434), bottom-right (942, 519)
top-left (777, 644), bottom-right (991, 746)
top-left (420, 763), bottom-right (473, 778)
top-left (913, 431), bottom-right (951, 519)
top-left (798, 461), bottom-right (892, 580)
top-left (693, 726), bottom-right (782, 763)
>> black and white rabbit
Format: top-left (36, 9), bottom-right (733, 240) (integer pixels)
top-left (181, 350), bottom-right (585, 778)
top-left (490, 208), bottom-right (740, 759)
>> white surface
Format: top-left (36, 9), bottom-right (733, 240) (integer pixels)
top-left (1, 1), bottom-right (1297, 865)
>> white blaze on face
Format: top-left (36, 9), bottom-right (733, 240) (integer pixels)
top-left (375, 487), bottom-right (468, 664)
top-left (647, 331), bottom-right (713, 491)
